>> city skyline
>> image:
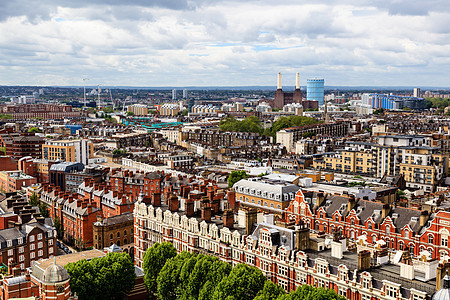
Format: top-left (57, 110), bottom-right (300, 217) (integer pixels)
top-left (0, 0), bottom-right (449, 87)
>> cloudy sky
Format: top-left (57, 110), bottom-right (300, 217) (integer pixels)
top-left (0, 0), bottom-right (449, 87)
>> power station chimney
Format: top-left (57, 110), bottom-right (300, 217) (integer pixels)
top-left (277, 72), bottom-right (282, 90)
top-left (296, 72), bottom-right (300, 90)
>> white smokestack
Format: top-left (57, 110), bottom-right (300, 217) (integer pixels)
top-left (296, 73), bottom-right (300, 90)
top-left (277, 72), bottom-right (282, 89)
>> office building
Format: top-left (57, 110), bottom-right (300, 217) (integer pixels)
top-left (363, 94), bottom-right (426, 110)
top-left (307, 78), bottom-right (325, 106)
top-left (172, 89), bottom-right (177, 100)
top-left (183, 89), bottom-right (188, 98)
top-left (42, 139), bottom-right (93, 165)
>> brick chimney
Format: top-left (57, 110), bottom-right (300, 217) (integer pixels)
top-left (185, 199), bottom-right (195, 217)
top-left (168, 193), bottom-right (179, 212)
top-left (207, 188), bottom-right (214, 201)
top-left (227, 190), bottom-right (236, 211)
top-left (152, 192), bottom-right (161, 206)
top-left (382, 204), bottom-right (390, 219)
top-left (347, 195), bottom-right (357, 212)
top-left (122, 196), bottom-right (127, 204)
top-left (357, 250), bottom-right (371, 271)
top-left (76, 200), bottom-right (82, 207)
top-left (201, 206), bottom-right (211, 222)
top-left (420, 210), bottom-right (429, 227)
top-left (223, 209), bottom-right (234, 229)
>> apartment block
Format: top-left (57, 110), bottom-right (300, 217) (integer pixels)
top-left (42, 139), bottom-right (93, 165)
top-left (127, 104), bottom-right (148, 116)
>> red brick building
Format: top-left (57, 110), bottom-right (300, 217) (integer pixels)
top-left (3, 133), bottom-right (44, 159)
top-left (0, 157), bottom-right (17, 172)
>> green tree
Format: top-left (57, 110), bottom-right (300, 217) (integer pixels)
top-left (66, 252), bottom-right (136, 300)
top-left (228, 170), bottom-right (249, 188)
top-left (0, 114), bottom-right (13, 119)
top-left (264, 115), bottom-right (319, 141)
top-left (278, 284), bottom-right (346, 300)
top-left (212, 263), bottom-right (266, 300)
top-left (39, 203), bottom-right (49, 218)
top-left (157, 251), bottom-right (195, 300)
top-left (28, 127), bottom-right (39, 133)
top-left (143, 242), bottom-right (177, 295)
top-left (254, 280), bottom-right (286, 300)
top-left (183, 255), bottom-right (232, 300)
top-left (54, 216), bottom-right (64, 239)
top-left (29, 193), bottom-right (39, 206)
top-left (127, 111), bottom-right (134, 116)
top-left (219, 116), bottom-right (263, 134)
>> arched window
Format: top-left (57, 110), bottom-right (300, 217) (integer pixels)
top-left (110, 233), bottom-right (113, 240)
top-left (124, 230), bottom-right (127, 236)
top-left (117, 241), bottom-right (120, 246)
top-left (124, 238), bottom-right (128, 245)
top-left (335, 215), bottom-right (339, 222)
top-left (264, 201), bottom-right (268, 207)
top-left (428, 234), bottom-right (434, 244)
top-left (399, 241), bottom-right (404, 251)
top-left (277, 205), bottom-right (281, 209)
top-left (117, 232), bottom-right (120, 238)
top-left (323, 224), bottom-right (327, 232)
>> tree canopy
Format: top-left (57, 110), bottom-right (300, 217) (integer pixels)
top-left (28, 127), bottom-right (39, 133)
top-left (212, 263), bottom-right (266, 300)
top-left (219, 116), bottom-right (263, 134)
top-left (66, 252), bottom-right (136, 300)
top-left (228, 170), bottom-right (249, 188)
top-left (144, 243), bottom-right (346, 300)
top-left (143, 242), bottom-right (177, 295)
top-left (264, 116), bottom-right (319, 140)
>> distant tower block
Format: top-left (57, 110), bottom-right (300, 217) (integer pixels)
top-left (413, 88), bottom-right (421, 98)
top-left (183, 89), bottom-right (188, 98)
top-left (172, 89), bottom-right (177, 100)
top-left (277, 72), bottom-right (282, 90)
top-left (296, 73), bottom-right (300, 90)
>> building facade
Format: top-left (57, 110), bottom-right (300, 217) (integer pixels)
top-left (306, 78), bottom-right (324, 106)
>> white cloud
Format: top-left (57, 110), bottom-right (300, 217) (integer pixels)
top-left (0, 0), bottom-right (449, 87)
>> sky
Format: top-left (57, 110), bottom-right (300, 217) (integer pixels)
top-left (0, 0), bottom-right (449, 87)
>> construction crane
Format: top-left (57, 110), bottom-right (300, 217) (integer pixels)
top-left (148, 93), bottom-right (159, 122)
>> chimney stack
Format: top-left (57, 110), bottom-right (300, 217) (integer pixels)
top-left (295, 72), bottom-right (300, 90)
top-left (357, 250), bottom-right (371, 271)
top-left (185, 199), bottom-right (195, 217)
top-left (277, 72), bottom-right (282, 90)
top-left (244, 208), bottom-right (258, 235)
top-left (168, 193), bottom-right (179, 212)
top-left (347, 195), bottom-right (357, 213)
top-left (201, 206), bottom-right (212, 222)
top-left (382, 204), bottom-right (390, 219)
top-left (152, 192), bottom-right (161, 206)
top-left (223, 209), bottom-right (234, 229)
top-left (420, 210), bottom-right (429, 227)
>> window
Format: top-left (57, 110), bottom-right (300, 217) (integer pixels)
top-left (117, 232), bottom-right (120, 238)
top-left (38, 242), bottom-right (43, 248)
top-left (8, 249), bottom-right (13, 256)
top-left (245, 254), bottom-right (254, 265)
top-left (124, 230), bottom-right (127, 236)
top-left (428, 235), bottom-right (434, 244)
top-left (278, 265), bottom-right (288, 277)
top-left (48, 239), bottom-right (53, 246)
top-left (38, 233), bottom-right (43, 240)
top-left (362, 277), bottom-right (371, 289)
top-left (386, 226), bottom-right (390, 235)
top-left (38, 250), bottom-right (43, 257)
top-left (338, 287), bottom-right (347, 297)
top-left (19, 255), bottom-right (25, 262)
top-left (30, 252), bottom-right (35, 259)
top-left (361, 294), bottom-right (371, 300)
top-left (49, 247), bottom-right (53, 254)
top-left (29, 235), bottom-right (35, 242)
top-left (386, 285), bottom-right (397, 298)
top-left (278, 279), bottom-right (288, 291)
top-left (442, 237), bottom-right (448, 247)
top-left (317, 263), bottom-right (327, 274)
top-left (19, 247), bottom-right (24, 253)
top-left (405, 230), bottom-right (409, 239)
top-left (110, 234), bottom-right (113, 240)
top-left (30, 244), bottom-right (35, 251)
